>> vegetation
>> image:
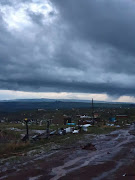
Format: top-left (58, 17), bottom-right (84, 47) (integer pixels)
top-left (0, 105), bottom-right (135, 159)
top-left (0, 124), bottom-right (124, 158)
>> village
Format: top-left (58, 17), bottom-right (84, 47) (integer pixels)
top-left (0, 101), bottom-right (134, 154)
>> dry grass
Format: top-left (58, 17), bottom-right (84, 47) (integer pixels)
top-left (0, 141), bottom-right (30, 158)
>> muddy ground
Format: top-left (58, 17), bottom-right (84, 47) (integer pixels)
top-left (1, 125), bottom-right (135, 180)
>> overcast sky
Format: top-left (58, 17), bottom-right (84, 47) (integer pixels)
top-left (0, 0), bottom-right (135, 102)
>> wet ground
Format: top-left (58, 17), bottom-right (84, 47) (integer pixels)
top-left (1, 125), bottom-right (135, 180)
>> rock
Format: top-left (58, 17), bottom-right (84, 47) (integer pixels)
top-left (82, 143), bottom-right (97, 151)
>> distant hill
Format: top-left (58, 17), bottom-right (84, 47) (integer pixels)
top-left (0, 98), bottom-right (99, 103)
top-left (0, 98), bottom-right (132, 104)
top-left (0, 98), bottom-right (134, 112)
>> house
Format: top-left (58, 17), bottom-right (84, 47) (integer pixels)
top-left (116, 115), bottom-right (128, 120)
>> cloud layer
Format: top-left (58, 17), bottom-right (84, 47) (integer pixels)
top-left (0, 0), bottom-right (135, 98)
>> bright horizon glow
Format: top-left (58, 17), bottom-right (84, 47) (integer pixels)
top-left (0, 90), bottom-right (135, 103)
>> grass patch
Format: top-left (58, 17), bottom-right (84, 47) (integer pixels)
top-left (0, 123), bottom-right (25, 130)
top-left (0, 124), bottom-right (122, 158)
top-left (0, 133), bottom-right (84, 158)
top-left (0, 142), bottom-right (31, 157)
top-left (0, 129), bottom-right (21, 143)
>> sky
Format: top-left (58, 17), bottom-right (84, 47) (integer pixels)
top-left (0, 0), bottom-right (135, 102)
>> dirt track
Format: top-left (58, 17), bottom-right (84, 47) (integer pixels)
top-left (1, 125), bottom-right (135, 180)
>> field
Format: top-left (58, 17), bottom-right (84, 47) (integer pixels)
top-left (0, 122), bottom-right (120, 158)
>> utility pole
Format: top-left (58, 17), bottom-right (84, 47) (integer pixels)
top-left (46, 120), bottom-right (50, 138)
top-left (24, 118), bottom-right (29, 140)
top-left (92, 99), bottom-right (94, 125)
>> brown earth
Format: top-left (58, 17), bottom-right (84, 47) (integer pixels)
top-left (1, 126), bottom-right (135, 180)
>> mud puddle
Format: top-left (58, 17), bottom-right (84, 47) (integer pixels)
top-left (50, 126), bottom-right (135, 180)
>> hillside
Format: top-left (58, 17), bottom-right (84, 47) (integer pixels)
top-left (0, 99), bottom-right (134, 112)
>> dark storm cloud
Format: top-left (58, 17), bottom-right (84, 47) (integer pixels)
top-left (0, 78), bottom-right (134, 97)
top-left (53, 0), bottom-right (135, 55)
top-left (0, 0), bottom-right (135, 98)
top-left (52, 0), bottom-right (135, 75)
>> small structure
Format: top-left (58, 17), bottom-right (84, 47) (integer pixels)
top-left (0, 120), bottom-right (5, 123)
top-left (39, 120), bottom-right (43, 126)
top-left (109, 117), bottom-right (116, 122)
top-left (94, 113), bottom-right (99, 118)
top-left (73, 130), bottom-right (79, 134)
top-left (80, 115), bottom-right (91, 119)
top-left (116, 115), bottom-right (128, 119)
top-left (63, 115), bottom-right (72, 125)
top-left (79, 115), bottom-right (92, 125)
top-left (82, 124), bottom-right (92, 132)
top-left (67, 123), bottom-right (76, 126)
top-left (65, 127), bottom-right (73, 133)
